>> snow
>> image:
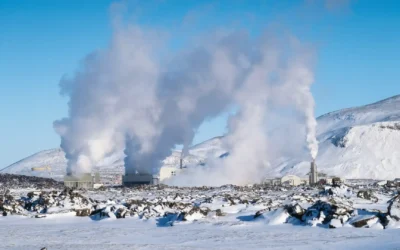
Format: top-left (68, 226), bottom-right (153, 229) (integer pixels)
top-left (1, 215), bottom-right (400, 250)
top-left (261, 208), bottom-right (291, 225)
top-left (2, 178), bottom-right (400, 249)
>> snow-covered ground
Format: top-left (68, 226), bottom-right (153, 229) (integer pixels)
top-left (2, 215), bottom-right (400, 250)
top-left (2, 177), bottom-right (400, 250)
top-left (2, 95), bottom-right (400, 181)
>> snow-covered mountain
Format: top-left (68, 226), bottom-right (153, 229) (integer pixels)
top-left (277, 95), bottom-right (400, 180)
top-left (0, 136), bottom-right (227, 181)
top-left (2, 95), bottom-right (400, 181)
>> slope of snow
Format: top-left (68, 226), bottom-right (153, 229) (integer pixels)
top-left (0, 137), bottom-right (225, 181)
top-left (0, 149), bottom-right (67, 180)
top-left (284, 121), bottom-right (400, 180)
top-left (317, 95), bottom-right (400, 135)
top-left (2, 95), bottom-right (400, 181)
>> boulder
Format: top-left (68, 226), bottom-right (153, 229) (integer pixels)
top-left (302, 200), bottom-right (353, 226)
top-left (388, 195), bottom-right (400, 221)
top-left (115, 207), bottom-right (128, 219)
top-left (254, 208), bottom-right (269, 219)
top-left (285, 203), bottom-right (305, 220)
top-left (357, 190), bottom-right (378, 202)
top-left (215, 209), bottom-right (225, 217)
top-left (90, 208), bottom-right (110, 220)
top-left (183, 207), bottom-right (210, 221)
top-left (76, 208), bottom-right (92, 217)
top-left (350, 216), bottom-right (379, 228)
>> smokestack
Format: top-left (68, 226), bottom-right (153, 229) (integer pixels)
top-left (309, 159), bottom-right (318, 185)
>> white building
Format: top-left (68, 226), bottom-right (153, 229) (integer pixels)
top-left (281, 175), bottom-right (308, 186)
top-left (159, 166), bottom-right (183, 182)
top-left (264, 175), bottom-right (309, 186)
top-left (263, 178), bottom-right (281, 186)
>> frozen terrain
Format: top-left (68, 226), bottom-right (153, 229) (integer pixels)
top-left (2, 95), bottom-right (400, 182)
top-left (2, 215), bottom-right (400, 250)
top-left (1, 177), bottom-right (400, 249)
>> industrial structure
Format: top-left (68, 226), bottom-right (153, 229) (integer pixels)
top-left (31, 166), bottom-right (51, 171)
top-left (281, 175), bottom-right (309, 186)
top-left (159, 166), bottom-right (182, 181)
top-left (309, 160), bottom-right (318, 185)
top-left (264, 175), bottom-right (309, 186)
top-left (263, 160), bottom-right (341, 187)
top-left (31, 166), bottom-right (53, 177)
top-left (123, 173), bottom-right (159, 186)
top-left (64, 173), bottom-right (95, 189)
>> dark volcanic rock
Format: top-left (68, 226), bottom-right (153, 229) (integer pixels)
top-left (357, 190), bottom-right (378, 202)
top-left (285, 203), bottom-right (305, 220)
top-left (388, 195), bottom-right (400, 221)
top-left (0, 174), bottom-right (62, 189)
top-left (302, 199), bottom-right (353, 225)
top-left (350, 216), bottom-right (379, 228)
top-left (76, 208), bottom-right (92, 217)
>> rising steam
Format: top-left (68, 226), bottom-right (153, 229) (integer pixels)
top-left (54, 11), bottom-right (318, 184)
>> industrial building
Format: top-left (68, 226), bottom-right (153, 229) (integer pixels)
top-left (157, 157), bottom-right (186, 182)
top-left (281, 175), bottom-right (309, 186)
top-left (263, 162), bottom-right (340, 187)
top-left (159, 166), bottom-right (183, 181)
top-left (64, 173), bottom-right (97, 189)
top-left (264, 175), bottom-right (309, 186)
top-left (123, 173), bottom-right (159, 186)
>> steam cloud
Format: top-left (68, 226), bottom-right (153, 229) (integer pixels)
top-left (54, 13), bottom-right (318, 184)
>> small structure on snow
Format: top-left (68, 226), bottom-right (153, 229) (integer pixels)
top-left (64, 173), bottom-right (94, 189)
top-left (264, 175), bottom-right (309, 186)
top-left (123, 173), bottom-right (159, 186)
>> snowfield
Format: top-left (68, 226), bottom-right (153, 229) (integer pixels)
top-left (2, 215), bottom-right (400, 250)
top-left (1, 176), bottom-right (400, 249)
top-left (2, 95), bottom-right (400, 181)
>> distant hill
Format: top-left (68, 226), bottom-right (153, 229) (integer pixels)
top-left (275, 95), bottom-right (400, 180)
top-left (0, 136), bottom-right (226, 181)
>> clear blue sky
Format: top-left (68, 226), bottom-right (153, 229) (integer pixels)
top-left (1, 0), bottom-right (399, 168)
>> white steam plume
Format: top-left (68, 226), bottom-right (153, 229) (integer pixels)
top-left (166, 34), bottom-right (318, 186)
top-left (55, 13), bottom-right (318, 184)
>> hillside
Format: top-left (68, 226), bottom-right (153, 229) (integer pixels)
top-left (275, 95), bottom-right (400, 180)
top-left (2, 95), bottom-right (400, 181)
top-left (0, 137), bottom-right (226, 181)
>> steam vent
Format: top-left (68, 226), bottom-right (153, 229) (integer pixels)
top-left (309, 160), bottom-right (318, 185)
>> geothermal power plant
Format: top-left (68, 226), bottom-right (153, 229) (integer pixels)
top-left (63, 157), bottom-right (323, 188)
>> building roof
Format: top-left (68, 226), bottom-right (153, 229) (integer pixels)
top-left (64, 173), bottom-right (93, 182)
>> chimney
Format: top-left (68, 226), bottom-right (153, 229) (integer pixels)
top-left (309, 159), bottom-right (318, 185)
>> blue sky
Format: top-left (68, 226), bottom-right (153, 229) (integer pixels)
top-left (0, 0), bottom-right (399, 168)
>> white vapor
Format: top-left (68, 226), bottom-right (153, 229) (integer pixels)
top-left (55, 11), bottom-right (318, 184)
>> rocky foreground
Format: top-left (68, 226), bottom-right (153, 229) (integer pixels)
top-left (1, 174), bottom-right (400, 230)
